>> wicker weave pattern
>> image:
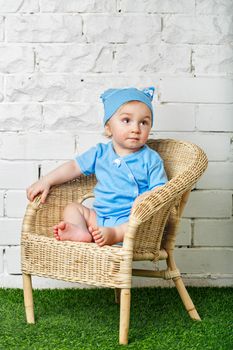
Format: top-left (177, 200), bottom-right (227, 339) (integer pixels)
top-left (129, 139), bottom-right (207, 260)
top-left (21, 139), bottom-right (208, 288)
top-left (22, 233), bottom-right (131, 288)
top-left (32, 175), bottom-right (97, 237)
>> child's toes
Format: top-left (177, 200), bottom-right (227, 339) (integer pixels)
top-left (58, 221), bottom-right (66, 231)
top-left (54, 232), bottom-right (60, 241)
top-left (92, 233), bottom-right (100, 242)
top-left (90, 227), bottom-right (100, 238)
top-left (94, 229), bottom-right (102, 237)
top-left (53, 225), bottom-right (58, 234)
top-left (95, 235), bottom-right (105, 245)
top-left (89, 226), bottom-right (99, 235)
top-left (92, 231), bottom-right (104, 244)
top-left (97, 239), bottom-right (105, 247)
top-left (95, 234), bottom-right (103, 242)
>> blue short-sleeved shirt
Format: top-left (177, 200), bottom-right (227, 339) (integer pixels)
top-left (75, 142), bottom-right (167, 227)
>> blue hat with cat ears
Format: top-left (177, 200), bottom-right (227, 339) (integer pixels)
top-left (100, 87), bottom-right (155, 126)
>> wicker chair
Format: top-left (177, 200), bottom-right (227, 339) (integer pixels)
top-left (21, 139), bottom-right (208, 345)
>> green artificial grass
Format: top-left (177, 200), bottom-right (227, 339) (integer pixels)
top-left (0, 287), bottom-right (232, 350)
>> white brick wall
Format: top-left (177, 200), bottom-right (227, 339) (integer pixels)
top-left (0, 218), bottom-right (22, 245)
top-left (5, 191), bottom-right (28, 218)
top-left (0, 0), bottom-right (232, 288)
top-left (160, 78), bottom-right (233, 103)
top-left (0, 191), bottom-right (4, 216)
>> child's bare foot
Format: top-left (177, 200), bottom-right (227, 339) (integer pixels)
top-left (89, 226), bottom-right (119, 247)
top-left (53, 221), bottom-right (93, 242)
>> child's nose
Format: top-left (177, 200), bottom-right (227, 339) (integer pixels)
top-left (132, 122), bottom-right (140, 133)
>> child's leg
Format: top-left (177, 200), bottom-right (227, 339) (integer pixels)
top-left (90, 223), bottom-right (127, 247)
top-left (53, 202), bottom-right (97, 242)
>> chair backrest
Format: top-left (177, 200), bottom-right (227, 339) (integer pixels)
top-left (129, 139), bottom-right (208, 260)
top-left (147, 138), bottom-right (206, 180)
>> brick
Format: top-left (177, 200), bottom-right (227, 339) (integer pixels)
top-left (78, 74), bottom-right (161, 105)
top-left (120, 0), bottom-right (195, 13)
top-left (0, 161), bottom-right (38, 189)
top-left (5, 191), bottom-right (28, 218)
top-left (194, 219), bottom-right (233, 247)
top-left (76, 133), bottom-right (107, 154)
top-left (197, 162), bottom-right (233, 190)
top-left (74, 74), bottom-right (161, 106)
top-left (0, 219), bottom-right (22, 245)
top-left (0, 45), bottom-right (34, 74)
top-left (6, 73), bottom-right (140, 104)
top-left (151, 131), bottom-right (231, 161)
top-left (183, 190), bottom-right (232, 218)
top-left (36, 44), bottom-right (113, 73)
top-left (114, 44), bottom-right (191, 73)
top-left (43, 103), bottom-right (102, 131)
top-left (196, 0), bottom-right (233, 15)
top-left (0, 104), bottom-right (42, 131)
top-left (0, 75), bottom-right (3, 101)
top-left (84, 14), bottom-right (161, 43)
top-left (0, 0), bottom-right (39, 13)
top-left (174, 247), bottom-right (233, 274)
top-left (5, 246), bottom-right (21, 274)
top-left (156, 104), bottom-right (195, 131)
top-left (6, 73), bottom-right (86, 102)
top-left (40, 160), bottom-right (66, 176)
top-left (0, 191), bottom-right (4, 216)
top-left (6, 14), bottom-right (83, 43)
top-left (0, 248), bottom-right (3, 273)
top-left (40, 0), bottom-right (115, 13)
top-left (196, 104), bottom-right (233, 132)
top-left (159, 77), bottom-right (233, 103)
top-left (5, 73), bottom-right (158, 105)
top-left (193, 45), bottom-right (233, 76)
top-left (162, 15), bottom-right (233, 44)
top-left (0, 16), bottom-right (4, 41)
top-left (0, 133), bottom-right (75, 160)
top-left (176, 219), bottom-right (192, 246)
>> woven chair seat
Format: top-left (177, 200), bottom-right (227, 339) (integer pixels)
top-left (22, 233), bottom-right (131, 288)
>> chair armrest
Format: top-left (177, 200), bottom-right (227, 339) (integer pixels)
top-left (21, 175), bottom-right (97, 238)
top-left (130, 180), bottom-right (184, 224)
top-left (131, 144), bottom-right (208, 223)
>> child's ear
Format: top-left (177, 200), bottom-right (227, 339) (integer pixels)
top-left (105, 124), bottom-right (112, 137)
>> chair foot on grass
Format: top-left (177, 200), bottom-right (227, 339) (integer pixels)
top-left (188, 307), bottom-right (201, 321)
top-left (119, 289), bottom-right (131, 345)
top-left (23, 273), bottom-right (35, 324)
top-left (173, 276), bottom-right (201, 322)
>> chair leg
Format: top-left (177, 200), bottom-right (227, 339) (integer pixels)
top-left (23, 273), bottom-right (35, 324)
top-left (119, 288), bottom-right (131, 345)
top-left (114, 288), bottom-right (120, 304)
top-left (173, 276), bottom-right (201, 320)
top-left (166, 251), bottom-right (201, 321)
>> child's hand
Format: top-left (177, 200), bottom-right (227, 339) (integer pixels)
top-left (26, 178), bottom-right (51, 204)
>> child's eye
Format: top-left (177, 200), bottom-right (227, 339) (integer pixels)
top-left (140, 120), bottom-right (149, 126)
top-left (122, 118), bottom-right (130, 123)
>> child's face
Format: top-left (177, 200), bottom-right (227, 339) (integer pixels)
top-left (105, 101), bottom-right (152, 156)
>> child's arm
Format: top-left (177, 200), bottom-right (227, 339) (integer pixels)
top-left (27, 160), bottom-right (82, 204)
